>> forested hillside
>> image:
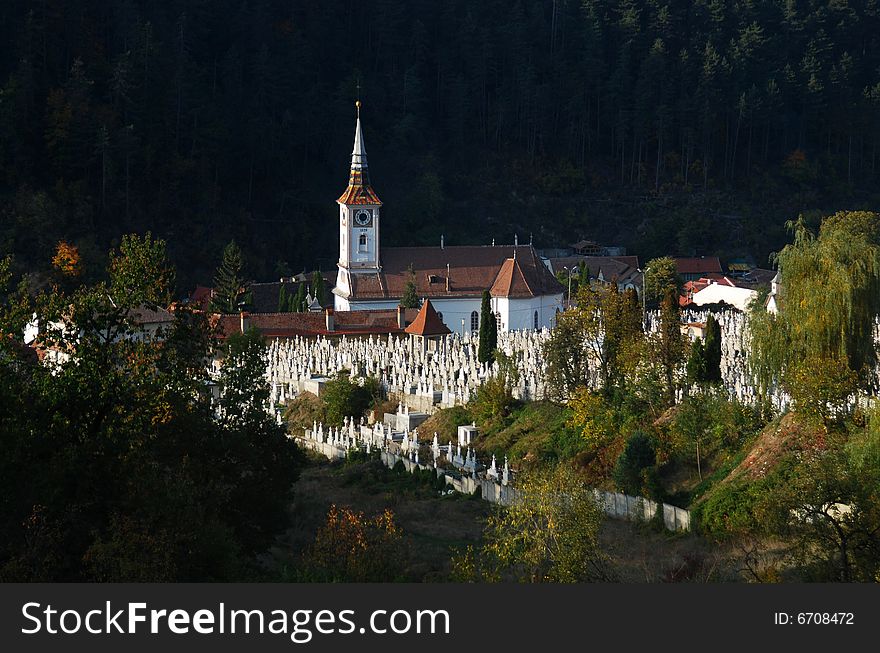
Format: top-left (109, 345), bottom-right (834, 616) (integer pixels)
top-left (2, 0), bottom-right (880, 290)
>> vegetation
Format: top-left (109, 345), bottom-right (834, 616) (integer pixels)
top-left (293, 504), bottom-right (406, 582)
top-left (477, 290), bottom-right (497, 364)
top-left (210, 240), bottom-right (247, 313)
top-left (5, 2), bottom-right (880, 290)
top-left (0, 236), bottom-right (302, 581)
top-left (320, 373), bottom-right (380, 425)
top-left (454, 465), bottom-right (614, 583)
top-left (749, 211), bottom-right (880, 421)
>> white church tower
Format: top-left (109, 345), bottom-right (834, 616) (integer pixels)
top-left (334, 101), bottom-right (382, 310)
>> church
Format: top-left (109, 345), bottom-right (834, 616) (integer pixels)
top-left (332, 102), bottom-right (564, 334)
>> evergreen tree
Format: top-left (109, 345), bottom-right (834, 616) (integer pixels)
top-left (292, 283), bottom-right (306, 312)
top-left (278, 284), bottom-right (289, 313)
top-left (210, 241), bottom-right (246, 314)
top-left (311, 270), bottom-right (327, 307)
top-left (478, 290), bottom-right (496, 364)
top-left (704, 313), bottom-right (722, 383)
top-left (400, 270), bottom-right (420, 309)
top-left (686, 337), bottom-right (708, 386)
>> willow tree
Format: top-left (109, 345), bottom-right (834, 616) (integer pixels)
top-left (749, 211), bottom-right (880, 411)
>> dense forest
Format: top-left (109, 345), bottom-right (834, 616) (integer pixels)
top-left (2, 0), bottom-right (880, 291)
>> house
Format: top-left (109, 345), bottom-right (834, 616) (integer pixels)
top-left (547, 255), bottom-right (642, 294)
top-left (687, 281), bottom-right (757, 312)
top-left (674, 256), bottom-right (723, 281)
top-left (212, 306), bottom-right (420, 340)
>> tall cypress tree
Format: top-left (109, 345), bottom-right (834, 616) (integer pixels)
top-left (292, 283), bottom-right (306, 313)
top-left (478, 290), bottom-right (497, 363)
top-left (311, 270), bottom-right (326, 307)
top-left (210, 241), bottom-right (246, 314)
top-left (704, 313), bottom-right (722, 383)
top-left (278, 284), bottom-right (288, 312)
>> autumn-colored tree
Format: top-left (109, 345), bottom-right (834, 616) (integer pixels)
top-left (543, 283), bottom-right (643, 401)
top-left (52, 241), bottom-right (81, 278)
top-left (297, 505), bottom-right (406, 582)
top-left (467, 465), bottom-right (614, 583)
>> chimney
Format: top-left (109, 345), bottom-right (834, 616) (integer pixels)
top-left (240, 311), bottom-right (249, 334)
top-left (441, 234), bottom-right (445, 249)
top-left (325, 308), bottom-right (335, 332)
top-left (396, 304), bottom-right (405, 329)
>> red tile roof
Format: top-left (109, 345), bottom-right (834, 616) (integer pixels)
top-left (213, 308), bottom-right (418, 339)
top-left (674, 257), bottom-right (722, 275)
top-left (490, 257), bottom-right (534, 298)
top-left (340, 245), bottom-right (563, 302)
top-left (405, 300), bottom-right (451, 336)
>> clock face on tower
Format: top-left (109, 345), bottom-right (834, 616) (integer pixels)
top-left (354, 209), bottom-right (373, 226)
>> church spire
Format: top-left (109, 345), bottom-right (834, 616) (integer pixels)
top-left (350, 100), bottom-right (367, 175)
top-left (338, 100), bottom-right (381, 205)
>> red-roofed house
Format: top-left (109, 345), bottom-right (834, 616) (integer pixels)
top-left (212, 306), bottom-right (420, 340)
top-left (674, 257), bottom-right (723, 281)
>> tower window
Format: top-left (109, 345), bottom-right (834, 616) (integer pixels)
top-left (470, 311), bottom-right (479, 331)
top-left (358, 233), bottom-right (368, 253)
top-left (534, 310), bottom-right (539, 329)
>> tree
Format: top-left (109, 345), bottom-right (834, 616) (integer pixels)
top-left (291, 283), bottom-right (306, 312)
top-left (613, 431), bottom-right (657, 497)
top-left (311, 270), bottom-right (326, 307)
top-left (543, 283), bottom-right (643, 401)
top-left (643, 257), bottom-right (680, 308)
top-left (278, 284), bottom-right (289, 312)
top-left (471, 465), bottom-right (614, 582)
top-left (651, 287), bottom-right (686, 406)
top-left (321, 373), bottom-right (379, 424)
top-left (210, 241), bottom-right (247, 314)
top-left (108, 232), bottom-right (175, 308)
top-left (749, 212), bottom-right (880, 410)
top-left (51, 241), bottom-right (82, 279)
top-left (400, 269), bottom-right (419, 309)
top-left (296, 505), bottom-right (405, 582)
top-left (703, 313), bottom-right (722, 384)
top-left (686, 337), bottom-right (708, 387)
top-left (0, 237), bottom-right (302, 581)
top-left (478, 290), bottom-right (497, 364)
top-left (470, 351), bottom-right (518, 426)
top-left (761, 427), bottom-right (880, 582)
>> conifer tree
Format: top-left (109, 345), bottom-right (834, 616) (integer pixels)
top-left (278, 284), bottom-right (288, 312)
top-left (704, 313), bottom-right (722, 383)
top-left (478, 290), bottom-right (497, 364)
top-left (311, 270), bottom-right (327, 307)
top-left (400, 270), bottom-right (420, 309)
top-left (210, 241), bottom-right (246, 314)
top-left (292, 283), bottom-right (306, 312)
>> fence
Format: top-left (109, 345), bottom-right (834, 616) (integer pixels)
top-left (295, 436), bottom-right (690, 532)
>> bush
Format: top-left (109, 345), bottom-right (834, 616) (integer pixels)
top-left (322, 373), bottom-right (380, 424)
top-left (612, 431), bottom-right (656, 496)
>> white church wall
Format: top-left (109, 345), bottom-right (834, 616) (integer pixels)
top-left (502, 294), bottom-right (564, 330)
top-left (419, 297), bottom-right (483, 334)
